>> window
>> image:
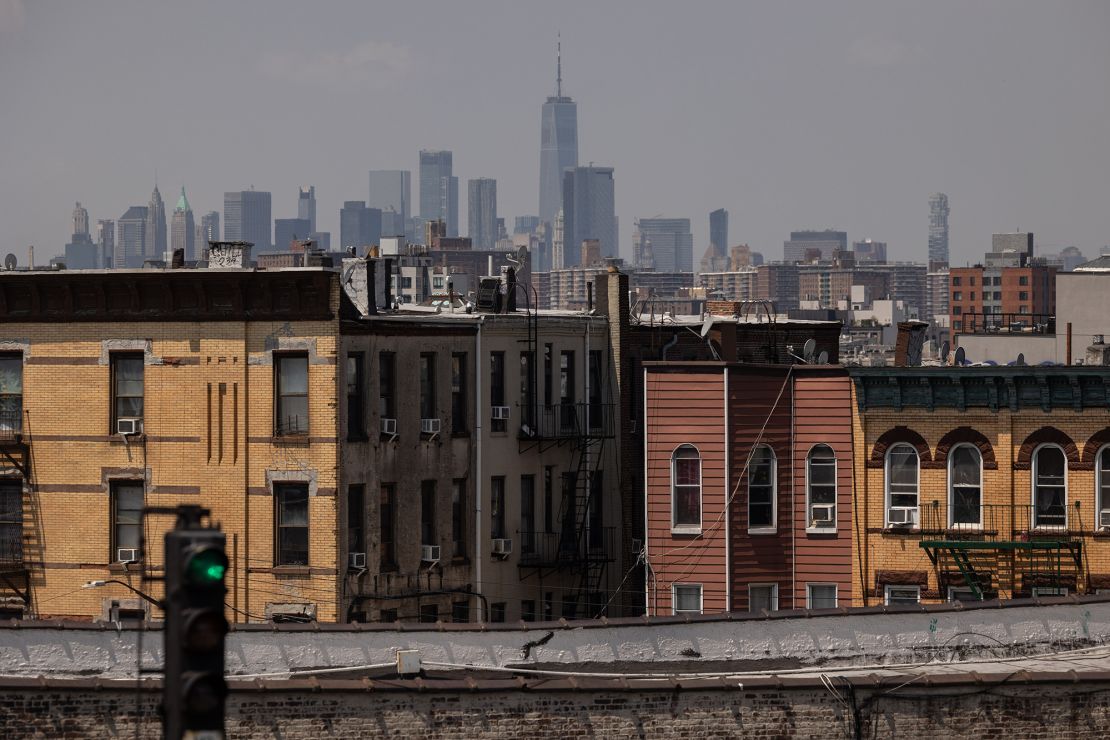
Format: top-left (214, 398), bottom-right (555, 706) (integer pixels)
top-left (490, 602), bottom-right (506, 623)
top-left (433, 276), bottom-right (446, 290)
top-left (948, 586), bottom-right (981, 603)
top-left (491, 476), bottom-right (506, 540)
top-left (953, 320), bottom-right (962, 331)
top-left (993, 291), bottom-right (1002, 301)
top-left (672, 584), bottom-right (702, 615)
top-left (953, 306), bottom-right (962, 316)
top-left (111, 353), bottom-right (144, 430)
top-left (451, 353), bottom-right (468, 434)
top-left (748, 445), bottom-right (776, 530)
top-left (520, 475), bottom-right (535, 554)
top-left (275, 354), bottom-right (308, 436)
top-left (884, 585), bottom-right (921, 605)
top-left (379, 608), bottom-right (397, 623)
top-left (543, 344), bottom-right (553, 407)
top-left (0, 354), bottom-right (22, 435)
top-left (419, 353), bottom-right (436, 421)
top-left (969, 276), bottom-right (976, 286)
top-left (1098, 448), bottom-right (1110, 527)
top-left (1016, 291), bottom-right (1028, 301)
top-left (543, 593), bottom-right (554, 620)
top-left (521, 600), bottom-right (536, 622)
top-left (347, 484), bottom-right (364, 554)
top-left (0, 482), bottom-right (21, 564)
top-left (1031, 586), bottom-right (1068, 598)
top-left (451, 601), bottom-right (468, 623)
top-left (490, 351), bottom-right (506, 433)
top-left (886, 444), bottom-right (919, 526)
top-left (418, 604), bottom-right (438, 623)
top-left (807, 583), bottom-right (837, 609)
top-left (588, 471), bottom-right (604, 550)
top-left (749, 584), bottom-right (778, 613)
top-left (346, 353), bottom-right (365, 439)
top-left (951, 276), bottom-right (961, 286)
top-left (379, 352), bottom-right (396, 421)
top-left (1019, 275), bottom-right (1029, 286)
top-left (949, 445), bottom-right (982, 527)
top-left (559, 350), bottom-right (575, 430)
top-left (952, 291), bottom-right (962, 301)
top-left (969, 291), bottom-right (976, 301)
top-left (519, 351), bottom-right (535, 429)
top-left (420, 480), bottom-right (436, 546)
top-left (543, 466), bottom-right (554, 533)
top-left (380, 484), bottom-right (396, 568)
top-left (671, 445), bottom-right (701, 531)
top-left (560, 473), bottom-right (577, 553)
top-left (111, 481), bottom-right (143, 561)
top-left (452, 478), bottom-right (466, 558)
top-left (806, 445), bottom-right (837, 530)
top-left (274, 483), bottom-right (309, 566)
top-left (1019, 305), bottom-right (1029, 314)
top-left (588, 350), bottom-right (603, 431)
top-left (1033, 446), bottom-right (1067, 528)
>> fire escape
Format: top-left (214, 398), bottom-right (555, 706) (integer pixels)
top-left (919, 501), bottom-right (1085, 600)
top-left (0, 408), bottom-right (31, 612)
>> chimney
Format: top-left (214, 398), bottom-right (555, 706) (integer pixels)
top-left (716, 322), bottom-right (737, 362)
top-left (384, 257), bottom-right (393, 308)
top-left (366, 258), bottom-right (378, 315)
top-left (502, 266), bottom-right (517, 313)
top-left (1086, 335), bottom-right (1110, 366)
top-left (894, 321), bottom-right (929, 366)
top-left (171, 248), bottom-right (185, 269)
top-left (206, 241), bottom-right (252, 268)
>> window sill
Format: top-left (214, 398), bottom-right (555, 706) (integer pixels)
top-left (671, 526), bottom-right (702, 536)
top-left (272, 435), bottom-right (310, 446)
top-left (272, 566), bottom-right (311, 576)
top-left (110, 434), bottom-right (146, 444)
top-left (881, 526), bottom-right (920, 535)
top-left (108, 562), bottom-right (141, 574)
top-left (747, 527), bottom-right (777, 536)
top-left (806, 527), bottom-right (838, 535)
top-left (346, 435), bottom-right (370, 443)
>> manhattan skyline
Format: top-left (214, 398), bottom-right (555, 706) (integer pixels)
top-left (0, 1), bottom-right (1108, 266)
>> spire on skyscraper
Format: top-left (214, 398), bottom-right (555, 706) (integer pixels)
top-left (556, 32), bottom-right (562, 98)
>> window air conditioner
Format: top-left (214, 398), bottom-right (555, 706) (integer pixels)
top-left (1100, 510), bottom-right (1110, 529)
top-left (491, 406), bottom-right (511, 420)
top-left (421, 545), bottom-right (441, 563)
top-left (810, 504), bottom-right (835, 527)
top-left (380, 418), bottom-right (397, 436)
top-left (491, 538), bottom-right (513, 556)
top-left (348, 552), bottom-right (366, 569)
top-left (117, 548), bottom-right (138, 563)
top-left (421, 418), bottom-right (441, 435)
top-left (888, 507), bottom-right (918, 526)
top-left (116, 418), bottom-right (143, 436)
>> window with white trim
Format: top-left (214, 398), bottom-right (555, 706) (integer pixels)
top-left (748, 445), bottom-right (776, 531)
top-left (947, 586), bottom-right (981, 603)
top-left (749, 583), bottom-right (778, 613)
top-left (1098, 447), bottom-right (1110, 530)
top-left (806, 583), bottom-right (837, 609)
top-left (671, 445), bottom-right (701, 531)
top-left (672, 583), bottom-right (702, 615)
top-left (885, 443), bottom-right (919, 526)
top-left (1031, 586), bottom-right (1068, 598)
top-left (949, 445), bottom-right (981, 528)
top-left (1033, 445), bottom-right (1067, 528)
top-left (806, 445), bottom-right (836, 530)
top-left (884, 585), bottom-right (921, 605)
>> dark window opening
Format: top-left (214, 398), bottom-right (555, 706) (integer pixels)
top-left (275, 354), bottom-right (308, 436)
top-left (111, 353), bottom-right (144, 430)
top-left (451, 353), bottom-right (468, 434)
top-left (420, 353), bottom-right (437, 421)
top-left (380, 484), bottom-right (396, 568)
top-left (421, 480), bottom-right (437, 547)
top-left (347, 484), bottom-right (365, 554)
top-left (491, 477), bottom-right (506, 540)
top-left (275, 483), bottom-right (309, 566)
top-left (111, 481), bottom-right (143, 562)
top-left (346, 353), bottom-right (366, 439)
top-left (452, 478), bottom-right (466, 558)
top-left (520, 475), bottom-right (535, 554)
top-left (379, 352), bottom-right (396, 420)
top-left (490, 352), bottom-right (506, 433)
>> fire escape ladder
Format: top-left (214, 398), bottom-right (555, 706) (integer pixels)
top-left (946, 546), bottom-right (984, 601)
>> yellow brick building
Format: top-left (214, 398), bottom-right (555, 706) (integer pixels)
top-left (851, 366), bottom-right (1110, 605)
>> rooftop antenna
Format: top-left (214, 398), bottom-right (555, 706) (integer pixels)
top-left (556, 32), bottom-right (562, 97)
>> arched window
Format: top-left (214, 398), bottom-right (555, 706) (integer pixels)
top-left (949, 444), bottom-right (981, 528)
top-left (1098, 447), bottom-right (1110, 529)
top-left (806, 444), bottom-right (837, 530)
top-left (886, 443), bottom-right (919, 526)
top-left (1033, 445), bottom-right (1067, 528)
top-left (748, 445), bottom-right (776, 531)
top-left (671, 445), bottom-right (701, 530)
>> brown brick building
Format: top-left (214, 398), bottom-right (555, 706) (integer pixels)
top-left (949, 264), bottom-right (1056, 334)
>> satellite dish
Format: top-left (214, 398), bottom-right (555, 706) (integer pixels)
top-left (940, 341), bottom-right (950, 363)
top-left (3, 254), bottom-right (15, 271)
top-left (803, 338), bottom-right (817, 363)
top-left (954, 347), bottom-right (966, 366)
top-left (516, 244), bottom-right (529, 265)
top-left (700, 315), bottom-right (714, 339)
top-left (817, 350), bottom-right (829, 365)
top-left (1017, 352), bottom-right (1026, 366)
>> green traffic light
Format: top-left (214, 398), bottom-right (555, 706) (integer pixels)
top-left (186, 547), bottom-right (228, 585)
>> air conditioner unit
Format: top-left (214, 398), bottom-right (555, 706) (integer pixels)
top-left (421, 418), bottom-right (441, 435)
top-left (491, 406), bottom-right (511, 420)
top-left (117, 548), bottom-right (138, 563)
top-left (380, 417), bottom-right (397, 436)
top-left (421, 544), bottom-right (441, 563)
top-left (888, 507), bottom-right (919, 526)
top-left (116, 417), bottom-right (143, 436)
top-left (1100, 510), bottom-right (1110, 529)
top-left (348, 552), bottom-right (366, 569)
top-left (491, 538), bottom-right (513, 556)
top-left (810, 504), bottom-right (835, 527)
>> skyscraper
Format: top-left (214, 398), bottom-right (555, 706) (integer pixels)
top-left (116, 206), bottom-right (148, 268)
top-left (699, 208), bottom-right (729, 273)
top-left (224, 190), bottom-right (271, 250)
top-left (368, 170), bottom-right (411, 236)
top-left (146, 185), bottom-right (167, 262)
top-left (467, 178), bottom-right (497, 250)
top-left (419, 150), bottom-right (458, 236)
top-left (783, 230), bottom-right (848, 262)
top-left (96, 219), bottom-right (114, 268)
top-left (635, 218), bottom-right (694, 273)
top-left (298, 186), bottom-right (317, 233)
top-left (199, 211), bottom-right (220, 246)
top-left (929, 193), bottom-right (949, 270)
top-left (72, 202), bottom-right (89, 238)
top-left (539, 36), bottom-right (579, 230)
top-left (340, 201), bottom-right (382, 252)
top-left (274, 218), bottom-right (312, 251)
top-left (170, 186), bottom-right (196, 261)
top-left (64, 201), bottom-right (96, 269)
top-left (559, 166), bottom-right (616, 267)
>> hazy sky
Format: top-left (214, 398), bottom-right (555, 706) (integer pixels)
top-left (1, 0), bottom-right (1108, 265)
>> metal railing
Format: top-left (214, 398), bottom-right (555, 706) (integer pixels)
top-left (0, 525), bottom-right (22, 565)
top-left (517, 527), bottom-right (616, 568)
top-left (918, 501), bottom-right (1085, 540)
top-left (517, 402), bottom-right (614, 440)
top-left (0, 408), bottom-right (21, 442)
top-left (956, 312), bottom-right (1055, 336)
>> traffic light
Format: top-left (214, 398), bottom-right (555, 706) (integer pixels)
top-left (164, 527), bottom-right (229, 739)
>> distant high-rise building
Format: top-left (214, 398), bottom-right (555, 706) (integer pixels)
top-left (170, 186), bottom-right (196, 261)
top-left (72, 202), bottom-right (90, 238)
top-left (298, 186), bottom-right (316, 233)
top-left (928, 193), bottom-right (949, 270)
top-left (419, 150), bottom-right (458, 236)
top-left (990, 231), bottom-right (1034, 263)
top-left (146, 185), bottom-right (167, 261)
top-left (783, 230), bottom-right (847, 262)
top-left (96, 219), bottom-right (114, 268)
top-left (539, 36), bottom-right (579, 230)
top-left (340, 201), bottom-right (382, 252)
top-left (515, 215), bottom-right (540, 234)
top-left (852, 239), bottom-right (887, 263)
top-left (274, 218), bottom-right (312, 251)
top-left (560, 165), bottom-right (616, 267)
top-left (199, 211), bottom-right (220, 248)
top-left (368, 170), bottom-right (411, 236)
top-left (635, 218), bottom-right (694, 273)
top-left (224, 190), bottom-right (271, 250)
top-left (116, 206), bottom-right (148, 268)
top-left (467, 178), bottom-right (497, 250)
top-left (699, 208), bottom-right (729, 273)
